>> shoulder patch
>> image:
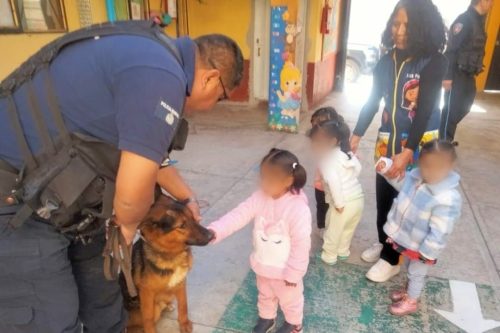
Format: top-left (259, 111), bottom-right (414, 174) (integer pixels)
top-left (452, 23), bottom-right (463, 35)
top-left (154, 99), bottom-right (180, 126)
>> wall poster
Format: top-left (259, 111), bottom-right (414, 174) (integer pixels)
top-left (268, 6), bottom-right (302, 133)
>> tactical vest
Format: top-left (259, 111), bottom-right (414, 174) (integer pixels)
top-left (375, 52), bottom-right (440, 166)
top-left (0, 20), bottom-right (184, 236)
top-left (457, 13), bottom-right (487, 75)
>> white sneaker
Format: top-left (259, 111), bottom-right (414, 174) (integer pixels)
top-left (366, 259), bottom-right (400, 282)
top-left (361, 243), bottom-right (383, 263)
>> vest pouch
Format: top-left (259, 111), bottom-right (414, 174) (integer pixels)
top-left (169, 118), bottom-right (189, 152)
top-left (43, 134), bottom-right (119, 230)
top-left (457, 51), bottom-right (484, 75)
top-left (37, 153), bottom-right (97, 228)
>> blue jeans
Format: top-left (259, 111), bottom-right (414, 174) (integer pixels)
top-left (0, 214), bottom-right (126, 333)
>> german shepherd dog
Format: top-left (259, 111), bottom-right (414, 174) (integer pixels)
top-left (125, 195), bottom-right (214, 333)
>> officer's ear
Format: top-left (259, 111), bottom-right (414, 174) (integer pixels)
top-left (201, 68), bottom-right (221, 91)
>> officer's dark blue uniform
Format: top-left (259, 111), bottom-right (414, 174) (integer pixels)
top-left (440, 5), bottom-right (487, 141)
top-left (0, 35), bottom-right (195, 332)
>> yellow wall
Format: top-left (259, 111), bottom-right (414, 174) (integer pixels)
top-left (184, 0), bottom-right (252, 58)
top-left (306, 0), bottom-right (324, 63)
top-left (477, 1), bottom-right (500, 91)
top-left (0, 0), bottom-right (107, 80)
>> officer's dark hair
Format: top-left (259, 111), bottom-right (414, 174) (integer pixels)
top-left (310, 107), bottom-right (343, 126)
top-left (382, 0), bottom-right (447, 57)
top-left (470, 0), bottom-right (481, 5)
top-left (420, 139), bottom-right (458, 161)
top-left (261, 148), bottom-right (307, 194)
top-left (194, 34), bottom-right (244, 90)
top-left (308, 120), bottom-right (352, 159)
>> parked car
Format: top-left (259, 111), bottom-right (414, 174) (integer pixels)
top-left (345, 43), bottom-right (380, 83)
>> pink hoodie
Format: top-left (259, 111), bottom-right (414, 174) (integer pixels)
top-left (208, 190), bottom-right (312, 283)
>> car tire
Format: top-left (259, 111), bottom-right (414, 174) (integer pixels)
top-left (345, 58), bottom-right (361, 83)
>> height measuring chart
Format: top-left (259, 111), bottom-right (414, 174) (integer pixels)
top-left (268, 6), bottom-right (303, 133)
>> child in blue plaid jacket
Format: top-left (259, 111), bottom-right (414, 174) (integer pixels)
top-left (378, 140), bottom-right (462, 316)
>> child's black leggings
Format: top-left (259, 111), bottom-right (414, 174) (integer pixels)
top-left (315, 188), bottom-right (329, 229)
top-left (376, 174), bottom-right (401, 265)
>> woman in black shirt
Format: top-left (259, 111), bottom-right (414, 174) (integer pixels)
top-left (350, 0), bottom-right (447, 283)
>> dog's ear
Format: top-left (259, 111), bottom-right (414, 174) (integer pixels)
top-left (153, 195), bottom-right (176, 210)
top-left (164, 209), bottom-right (178, 219)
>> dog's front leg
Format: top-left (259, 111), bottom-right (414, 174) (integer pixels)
top-left (175, 280), bottom-right (193, 333)
top-left (140, 288), bottom-right (157, 333)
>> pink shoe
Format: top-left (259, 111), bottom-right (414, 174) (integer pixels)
top-left (389, 297), bottom-right (418, 316)
top-left (390, 289), bottom-right (407, 303)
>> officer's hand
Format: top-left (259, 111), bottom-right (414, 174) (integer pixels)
top-left (442, 80), bottom-right (453, 91)
top-left (186, 200), bottom-right (202, 222)
top-left (120, 222), bottom-right (139, 245)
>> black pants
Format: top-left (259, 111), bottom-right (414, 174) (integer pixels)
top-left (376, 174), bottom-right (400, 266)
top-left (440, 72), bottom-right (477, 141)
top-left (0, 215), bottom-right (126, 333)
top-left (315, 188), bottom-right (329, 229)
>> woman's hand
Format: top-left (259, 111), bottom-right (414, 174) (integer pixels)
top-left (350, 135), bottom-right (362, 154)
top-left (285, 280), bottom-right (297, 287)
top-left (386, 148), bottom-right (413, 180)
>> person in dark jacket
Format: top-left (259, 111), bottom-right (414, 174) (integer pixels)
top-left (440, 0), bottom-right (493, 141)
top-left (349, 0), bottom-right (447, 283)
top-left (0, 31), bottom-right (243, 333)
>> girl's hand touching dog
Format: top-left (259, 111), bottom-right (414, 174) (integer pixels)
top-left (285, 280), bottom-right (297, 287)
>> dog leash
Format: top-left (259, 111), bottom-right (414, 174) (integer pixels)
top-left (102, 219), bottom-right (138, 297)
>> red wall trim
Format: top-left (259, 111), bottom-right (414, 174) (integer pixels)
top-left (230, 59), bottom-right (250, 102)
top-left (306, 52), bottom-right (337, 107)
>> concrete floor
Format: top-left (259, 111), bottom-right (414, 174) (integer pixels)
top-left (156, 90), bottom-right (500, 332)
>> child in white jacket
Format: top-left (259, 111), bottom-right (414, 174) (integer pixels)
top-left (309, 120), bottom-right (364, 265)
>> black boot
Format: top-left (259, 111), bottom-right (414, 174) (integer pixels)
top-left (276, 321), bottom-right (303, 333)
top-left (252, 317), bottom-right (276, 333)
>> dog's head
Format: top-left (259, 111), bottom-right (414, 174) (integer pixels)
top-left (140, 195), bottom-right (214, 250)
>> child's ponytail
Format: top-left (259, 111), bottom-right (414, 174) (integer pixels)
top-left (261, 149), bottom-right (307, 194)
top-left (291, 162), bottom-right (307, 194)
top-left (337, 121), bottom-right (352, 158)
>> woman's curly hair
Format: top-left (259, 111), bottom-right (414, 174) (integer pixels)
top-left (382, 0), bottom-right (446, 57)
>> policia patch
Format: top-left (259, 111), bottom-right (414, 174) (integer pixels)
top-left (453, 23), bottom-right (463, 35)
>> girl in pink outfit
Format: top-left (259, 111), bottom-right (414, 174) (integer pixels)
top-left (208, 149), bottom-right (312, 333)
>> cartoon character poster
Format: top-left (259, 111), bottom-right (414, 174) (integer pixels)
top-left (268, 6), bottom-right (302, 133)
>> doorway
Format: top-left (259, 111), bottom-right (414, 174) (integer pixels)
top-left (252, 0), bottom-right (271, 101)
top-left (485, 28), bottom-right (500, 91)
top-left (343, 0), bottom-right (471, 105)
top-left (252, 0), bottom-right (307, 103)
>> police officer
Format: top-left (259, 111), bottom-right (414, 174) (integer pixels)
top-left (0, 24), bottom-right (243, 332)
top-left (440, 0), bottom-right (493, 141)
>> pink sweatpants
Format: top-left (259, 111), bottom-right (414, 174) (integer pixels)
top-left (256, 275), bottom-right (304, 325)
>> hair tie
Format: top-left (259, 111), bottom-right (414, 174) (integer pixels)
top-left (292, 162), bottom-right (298, 170)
